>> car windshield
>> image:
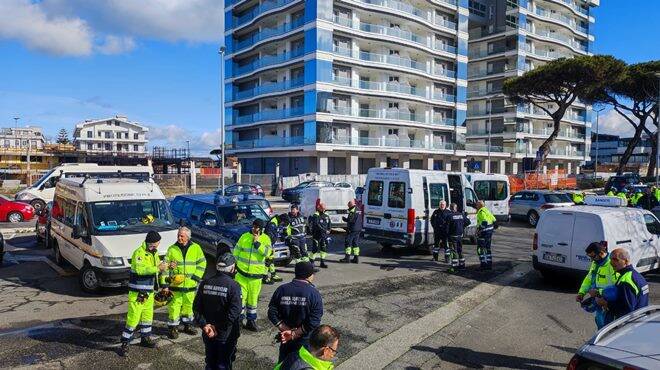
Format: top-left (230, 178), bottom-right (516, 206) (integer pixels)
top-left (31, 169), bottom-right (56, 189)
top-left (217, 204), bottom-right (269, 225)
top-left (296, 182), bottom-right (312, 189)
top-left (544, 193), bottom-right (572, 203)
top-left (89, 199), bottom-right (176, 235)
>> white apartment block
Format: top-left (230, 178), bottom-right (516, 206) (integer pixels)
top-left (0, 126), bottom-right (46, 151)
top-left (73, 116), bottom-right (149, 157)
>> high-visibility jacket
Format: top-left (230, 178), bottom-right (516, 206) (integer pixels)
top-left (572, 193), bottom-right (585, 205)
top-left (476, 207), bottom-right (496, 232)
top-left (128, 242), bottom-right (161, 293)
top-left (629, 192), bottom-right (643, 206)
top-left (274, 346), bottom-right (334, 370)
top-left (266, 216), bottom-right (292, 242)
top-left (165, 242), bottom-right (206, 292)
top-left (606, 190), bottom-right (615, 197)
top-left (233, 232), bottom-right (272, 278)
top-left (578, 254), bottom-right (618, 295)
top-left (654, 188), bottom-right (660, 202)
top-left (616, 192), bottom-right (628, 202)
top-left (609, 266), bottom-right (649, 318)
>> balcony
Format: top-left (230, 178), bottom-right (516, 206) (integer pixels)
top-left (468, 46), bottom-right (512, 59)
top-left (468, 66), bottom-right (527, 79)
top-left (233, 0), bottom-right (298, 28)
top-left (555, 0), bottom-right (589, 17)
top-left (525, 25), bottom-right (588, 52)
top-left (233, 47), bottom-right (304, 76)
top-left (531, 7), bottom-right (588, 35)
top-left (461, 143), bottom-right (504, 152)
top-left (327, 106), bottom-right (455, 126)
top-left (331, 76), bottom-right (456, 102)
top-left (353, 0), bottom-right (458, 30)
top-left (233, 77), bottom-right (304, 101)
top-left (515, 126), bottom-right (586, 140)
top-left (324, 136), bottom-right (455, 151)
top-left (467, 88), bottom-right (503, 98)
top-left (233, 106), bottom-right (304, 125)
top-left (232, 136), bottom-right (311, 149)
top-left (515, 145), bottom-right (585, 157)
top-left (234, 18), bottom-right (305, 52)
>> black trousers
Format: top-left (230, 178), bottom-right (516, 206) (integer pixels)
top-left (432, 230), bottom-right (448, 253)
top-left (203, 335), bottom-right (237, 370)
top-left (279, 338), bottom-right (308, 363)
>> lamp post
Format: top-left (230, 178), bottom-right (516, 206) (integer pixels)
top-left (13, 117), bottom-right (19, 129)
top-left (487, 98), bottom-right (492, 173)
top-left (593, 107), bottom-right (606, 178)
top-left (219, 45), bottom-right (226, 196)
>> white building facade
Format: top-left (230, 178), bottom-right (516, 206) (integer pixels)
top-left (73, 116), bottom-right (149, 157)
top-left (0, 126), bottom-right (46, 151)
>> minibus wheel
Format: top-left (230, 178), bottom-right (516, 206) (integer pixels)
top-left (80, 263), bottom-right (100, 294)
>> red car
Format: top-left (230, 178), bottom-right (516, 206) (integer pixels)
top-left (0, 195), bottom-right (35, 223)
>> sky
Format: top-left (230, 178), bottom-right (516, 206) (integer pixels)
top-left (0, 1), bottom-right (658, 154)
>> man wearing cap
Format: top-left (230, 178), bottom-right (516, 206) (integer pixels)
top-left (268, 261), bottom-right (324, 362)
top-left (576, 241), bottom-right (618, 329)
top-left (233, 219), bottom-right (272, 331)
top-left (288, 204), bottom-right (309, 263)
top-left (119, 231), bottom-right (168, 357)
top-left (193, 253), bottom-right (242, 370)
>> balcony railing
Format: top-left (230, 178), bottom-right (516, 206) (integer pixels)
top-left (233, 0), bottom-right (297, 28)
top-left (331, 76), bottom-right (455, 102)
top-left (533, 7), bottom-right (588, 35)
top-left (468, 67), bottom-right (526, 79)
top-left (233, 77), bottom-right (304, 101)
top-left (233, 47), bottom-right (304, 76)
top-left (326, 106), bottom-right (455, 126)
top-left (232, 136), bottom-right (311, 149)
top-left (354, 0), bottom-right (458, 30)
top-left (233, 106), bottom-right (304, 125)
top-left (467, 88), bottom-right (503, 98)
top-left (468, 46), bottom-right (511, 59)
top-left (462, 143), bottom-right (504, 152)
top-left (324, 136), bottom-right (455, 151)
top-left (234, 18), bottom-right (305, 52)
top-left (525, 25), bottom-right (588, 52)
top-left (515, 146), bottom-right (585, 157)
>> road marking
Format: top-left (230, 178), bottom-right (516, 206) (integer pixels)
top-left (6, 253), bottom-right (74, 277)
top-left (337, 263), bottom-right (533, 370)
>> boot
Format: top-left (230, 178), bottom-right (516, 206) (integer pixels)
top-left (432, 252), bottom-right (438, 261)
top-left (118, 342), bottom-right (129, 357)
top-left (168, 326), bottom-right (179, 340)
top-left (271, 274), bottom-right (283, 283)
top-left (351, 255), bottom-right (359, 264)
top-left (244, 320), bottom-right (259, 332)
top-left (319, 260), bottom-right (328, 268)
top-left (339, 254), bottom-right (350, 263)
top-left (262, 275), bottom-right (274, 285)
top-left (140, 336), bottom-right (157, 348)
top-left (183, 324), bottom-right (197, 335)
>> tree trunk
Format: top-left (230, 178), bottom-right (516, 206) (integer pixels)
top-left (535, 117), bottom-right (561, 172)
top-left (646, 126), bottom-right (657, 178)
top-left (616, 123), bottom-right (645, 175)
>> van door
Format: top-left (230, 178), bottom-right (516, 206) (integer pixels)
top-left (447, 175), bottom-right (464, 211)
top-left (538, 211), bottom-right (575, 268)
top-left (422, 177), bottom-right (430, 246)
top-left (570, 213), bottom-right (603, 271)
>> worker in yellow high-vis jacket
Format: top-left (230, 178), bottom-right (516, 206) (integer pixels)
top-left (164, 226), bottom-right (207, 339)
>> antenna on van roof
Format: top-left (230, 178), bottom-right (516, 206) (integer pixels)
top-left (117, 170), bottom-right (122, 178)
top-left (80, 174), bottom-right (90, 187)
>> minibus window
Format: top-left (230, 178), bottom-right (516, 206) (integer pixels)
top-left (367, 181), bottom-right (384, 206)
top-left (429, 183), bottom-right (449, 208)
top-left (474, 181), bottom-right (508, 201)
top-left (388, 182), bottom-right (406, 208)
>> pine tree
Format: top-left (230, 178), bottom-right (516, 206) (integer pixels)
top-left (56, 128), bottom-right (70, 144)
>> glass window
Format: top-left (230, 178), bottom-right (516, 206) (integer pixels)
top-left (90, 199), bottom-right (175, 235)
top-left (190, 203), bottom-right (206, 221)
top-left (170, 198), bottom-right (185, 213)
top-left (181, 200), bottom-right (193, 216)
top-left (544, 193), bottom-right (572, 203)
top-left (388, 181), bottom-right (406, 208)
top-left (429, 183), bottom-right (449, 208)
top-left (474, 180), bottom-right (508, 201)
top-left (367, 181), bottom-right (384, 206)
top-left (216, 204), bottom-right (269, 225)
top-left (465, 188), bottom-right (478, 206)
top-left (644, 214), bottom-right (660, 234)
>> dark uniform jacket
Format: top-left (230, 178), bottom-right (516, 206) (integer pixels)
top-left (288, 212), bottom-right (307, 236)
top-left (343, 206), bottom-right (363, 233)
top-left (608, 266), bottom-right (650, 319)
top-left (193, 271), bottom-right (242, 342)
top-left (268, 280), bottom-right (323, 338)
top-left (308, 212), bottom-right (331, 239)
top-left (447, 211), bottom-right (470, 237)
top-left (430, 208), bottom-right (452, 236)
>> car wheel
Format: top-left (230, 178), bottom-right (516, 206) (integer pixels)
top-left (7, 212), bottom-right (23, 223)
top-left (80, 263), bottom-right (101, 294)
top-left (53, 241), bottom-right (65, 266)
top-left (527, 211), bottom-right (539, 227)
top-left (30, 199), bottom-right (46, 212)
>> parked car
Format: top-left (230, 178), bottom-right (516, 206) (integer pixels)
top-left (220, 183), bottom-right (265, 197)
top-left (509, 190), bottom-right (573, 226)
top-left (35, 202), bottom-right (52, 248)
top-left (281, 181), bottom-right (334, 203)
top-left (334, 182), bottom-right (353, 189)
top-left (0, 195), bottom-right (35, 223)
top-left (604, 173), bottom-right (642, 193)
top-left (568, 306), bottom-right (660, 370)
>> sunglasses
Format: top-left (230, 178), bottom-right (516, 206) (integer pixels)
top-left (325, 346), bottom-right (339, 355)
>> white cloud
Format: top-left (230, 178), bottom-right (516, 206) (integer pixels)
top-left (96, 35), bottom-right (136, 55)
top-left (596, 109), bottom-right (636, 137)
top-left (146, 124), bottom-right (190, 145)
top-left (200, 129), bottom-right (222, 149)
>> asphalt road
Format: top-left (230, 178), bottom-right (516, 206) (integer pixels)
top-left (0, 221), bottom-right (657, 369)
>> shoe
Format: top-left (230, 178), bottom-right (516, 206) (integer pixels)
top-left (339, 255), bottom-right (350, 263)
top-left (319, 260), bottom-right (328, 268)
top-left (140, 336), bottom-right (157, 348)
top-left (183, 324), bottom-right (197, 336)
top-left (351, 256), bottom-right (359, 264)
top-left (168, 327), bottom-right (179, 340)
top-left (244, 320), bottom-right (259, 332)
top-left (271, 274), bottom-right (283, 283)
top-left (118, 342), bottom-right (129, 357)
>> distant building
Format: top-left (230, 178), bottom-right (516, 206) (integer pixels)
top-left (73, 116), bottom-right (149, 157)
top-left (588, 133), bottom-right (652, 166)
top-left (0, 126), bottom-right (55, 181)
top-left (0, 126), bottom-right (46, 151)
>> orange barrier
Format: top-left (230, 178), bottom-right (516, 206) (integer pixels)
top-left (509, 170), bottom-right (577, 193)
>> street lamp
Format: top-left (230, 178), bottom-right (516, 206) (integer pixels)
top-left (487, 98), bottom-right (492, 173)
top-left (219, 45), bottom-right (226, 196)
top-left (593, 107), bottom-right (606, 178)
top-left (13, 117), bottom-right (19, 128)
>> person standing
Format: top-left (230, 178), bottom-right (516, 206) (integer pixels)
top-left (264, 214), bottom-right (288, 285)
top-left (340, 200), bottom-right (362, 264)
top-left (193, 253), bottom-right (242, 370)
top-left (572, 192), bottom-right (585, 205)
top-left (576, 242), bottom-right (618, 329)
top-left (274, 325), bottom-right (340, 370)
top-left (430, 200), bottom-right (451, 263)
top-left (233, 219), bottom-right (272, 331)
top-left (446, 203), bottom-right (470, 272)
top-left (309, 202), bottom-right (331, 269)
top-left (119, 231), bottom-right (168, 357)
top-left (164, 226), bottom-right (207, 339)
top-left (268, 261), bottom-right (323, 362)
top-left (288, 204), bottom-right (310, 264)
top-left (475, 201), bottom-right (496, 270)
top-left (596, 248), bottom-right (649, 320)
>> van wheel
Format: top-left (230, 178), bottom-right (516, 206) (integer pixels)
top-left (80, 263), bottom-right (101, 294)
top-left (30, 199), bottom-right (46, 212)
top-left (527, 211), bottom-right (539, 227)
top-left (53, 241), bottom-right (65, 266)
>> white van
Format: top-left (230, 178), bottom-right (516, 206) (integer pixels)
top-left (362, 168), bottom-right (479, 250)
top-left (15, 163), bottom-right (153, 211)
top-left (533, 196), bottom-right (660, 278)
top-left (50, 177), bottom-right (178, 293)
top-left (299, 187), bottom-right (355, 227)
top-left (466, 173), bottom-right (510, 222)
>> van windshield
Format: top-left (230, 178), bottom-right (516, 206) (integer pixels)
top-left (89, 199), bottom-right (176, 235)
top-left (31, 169), bottom-right (56, 189)
top-left (473, 180), bottom-right (508, 201)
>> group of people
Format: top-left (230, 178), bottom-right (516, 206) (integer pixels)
top-left (576, 242), bottom-right (650, 330)
top-left (430, 200), bottom-right (497, 271)
top-left (594, 184), bottom-right (660, 209)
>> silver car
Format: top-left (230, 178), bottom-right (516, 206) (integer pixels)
top-left (509, 190), bottom-right (574, 226)
top-left (569, 305), bottom-right (659, 370)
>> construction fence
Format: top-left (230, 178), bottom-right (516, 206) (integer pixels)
top-left (508, 170), bottom-right (577, 194)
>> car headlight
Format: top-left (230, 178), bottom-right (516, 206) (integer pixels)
top-left (100, 256), bottom-right (125, 267)
top-left (16, 192), bottom-right (35, 201)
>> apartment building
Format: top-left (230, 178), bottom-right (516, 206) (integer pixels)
top-left (225, 0), bottom-right (472, 176)
top-left (0, 126), bottom-right (53, 176)
top-left (73, 116), bottom-right (149, 157)
top-left (465, 0), bottom-right (598, 174)
top-left (0, 126), bottom-right (46, 151)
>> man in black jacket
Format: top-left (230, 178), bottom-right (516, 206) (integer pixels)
top-left (447, 203), bottom-right (470, 272)
top-left (308, 202), bottom-right (332, 268)
top-left (430, 200), bottom-right (451, 263)
top-left (340, 199), bottom-right (362, 264)
top-left (268, 261), bottom-right (324, 362)
top-left (193, 253), bottom-right (242, 370)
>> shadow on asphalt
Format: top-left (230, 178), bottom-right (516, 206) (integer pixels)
top-left (407, 345), bottom-right (566, 370)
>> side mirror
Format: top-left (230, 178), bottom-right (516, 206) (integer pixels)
top-left (203, 218), bottom-right (217, 227)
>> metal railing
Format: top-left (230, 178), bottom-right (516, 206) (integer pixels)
top-left (233, 136), bottom-right (311, 149)
top-left (233, 77), bottom-right (304, 100)
top-left (234, 18), bottom-right (305, 51)
top-left (324, 136), bottom-right (455, 150)
top-left (233, 47), bottom-right (304, 76)
top-left (354, 0), bottom-right (458, 29)
top-left (233, 106), bottom-right (304, 125)
top-left (331, 76), bottom-right (455, 102)
top-left (233, 0), bottom-right (298, 28)
top-left (327, 106), bottom-right (455, 125)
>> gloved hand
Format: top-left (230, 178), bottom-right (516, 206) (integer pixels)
top-left (253, 241), bottom-right (261, 248)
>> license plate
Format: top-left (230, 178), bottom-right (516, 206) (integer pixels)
top-left (366, 217), bottom-right (381, 225)
top-left (543, 252), bottom-right (566, 264)
top-left (331, 215), bottom-right (342, 223)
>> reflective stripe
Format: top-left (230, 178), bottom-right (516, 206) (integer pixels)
top-left (122, 331), bottom-right (134, 339)
top-left (195, 258), bottom-right (206, 264)
top-left (641, 285), bottom-right (649, 294)
top-left (181, 316), bottom-right (192, 323)
top-left (139, 321), bottom-right (152, 326)
top-left (140, 327), bottom-right (152, 333)
top-left (128, 283), bottom-right (154, 291)
top-left (196, 266), bottom-right (205, 271)
top-left (168, 320), bottom-right (180, 326)
top-left (191, 275), bottom-right (201, 282)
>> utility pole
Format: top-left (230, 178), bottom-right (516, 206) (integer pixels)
top-left (26, 138), bottom-right (31, 186)
top-left (219, 45), bottom-right (227, 195)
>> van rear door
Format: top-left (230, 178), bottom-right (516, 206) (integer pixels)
top-left (538, 211), bottom-right (575, 268)
top-left (363, 175), bottom-right (408, 235)
top-left (570, 213), bottom-right (604, 271)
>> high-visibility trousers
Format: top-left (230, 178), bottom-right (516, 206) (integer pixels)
top-left (122, 291), bottom-right (154, 343)
top-left (344, 232), bottom-right (360, 256)
top-left (168, 289), bottom-right (196, 327)
top-left (235, 272), bottom-right (262, 321)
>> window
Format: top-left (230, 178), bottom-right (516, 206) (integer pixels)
top-left (543, 193), bottom-right (572, 203)
top-left (87, 143), bottom-right (93, 150)
top-left (170, 198), bottom-right (185, 213)
top-left (465, 188), bottom-right (478, 207)
top-left (469, 0), bottom-right (487, 16)
top-left (429, 183), bottom-right (449, 208)
top-left (474, 181), bottom-right (508, 201)
top-left (105, 132), bottom-right (112, 139)
top-left (644, 214), bottom-right (660, 234)
top-left (14, 140), bottom-right (19, 146)
top-left (105, 143), bottom-right (112, 151)
top-left (134, 145), bottom-right (139, 152)
top-left (388, 181), bottom-right (406, 208)
top-left (3, 140), bottom-right (8, 147)
top-left (134, 133), bottom-right (139, 140)
top-left (367, 181), bottom-right (384, 206)
top-left (97, 143), bottom-right (102, 149)
top-left (181, 200), bottom-right (194, 217)
top-left (87, 131), bottom-right (93, 138)
top-left (190, 203), bottom-right (206, 221)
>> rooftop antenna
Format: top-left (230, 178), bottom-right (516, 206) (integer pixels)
top-left (80, 174), bottom-right (90, 187)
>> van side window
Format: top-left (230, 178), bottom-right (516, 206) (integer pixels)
top-left (388, 182), bottom-right (406, 208)
top-left (643, 214), bottom-right (660, 234)
top-left (61, 198), bottom-right (76, 226)
top-left (429, 183), bottom-right (449, 208)
top-left (465, 188), bottom-right (478, 206)
top-left (474, 181), bottom-right (508, 201)
top-left (170, 198), bottom-right (184, 213)
top-left (191, 203), bottom-right (205, 221)
top-left (181, 200), bottom-right (193, 216)
top-left (367, 181), bottom-right (384, 206)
